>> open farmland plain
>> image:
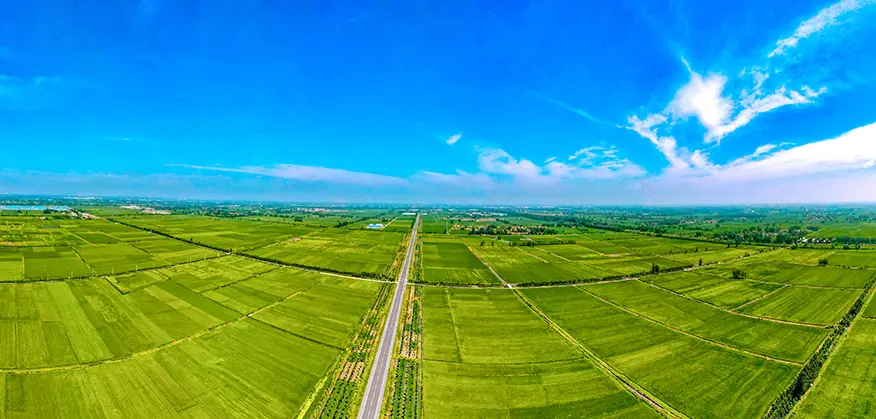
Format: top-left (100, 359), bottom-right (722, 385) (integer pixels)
top-left (3, 206), bottom-right (876, 418)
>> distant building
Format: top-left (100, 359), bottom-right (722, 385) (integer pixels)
top-left (401, 212), bottom-right (416, 216)
top-left (366, 223), bottom-right (384, 229)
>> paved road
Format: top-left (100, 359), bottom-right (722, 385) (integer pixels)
top-left (358, 214), bottom-right (420, 419)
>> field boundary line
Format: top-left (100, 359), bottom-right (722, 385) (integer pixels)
top-left (637, 280), bottom-right (828, 329)
top-left (464, 244), bottom-right (512, 288)
top-left (574, 286), bottom-right (805, 366)
top-left (512, 289), bottom-right (689, 419)
top-left (533, 246), bottom-right (571, 261)
top-left (514, 246), bottom-right (548, 262)
top-left (732, 285), bottom-right (788, 311)
top-left (0, 278), bottom-right (325, 375)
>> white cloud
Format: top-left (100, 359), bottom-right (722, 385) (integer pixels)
top-left (477, 147), bottom-right (645, 182)
top-left (169, 163), bottom-right (408, 186)
top-left (704, 85), bottom-right (826, 143)
top-left (712, 122), bottom-right (876, 181)
top-left (627, 114), bottom-right (690, 169)
top-left (446, 133), bottom-right (462, 145)
top-left (568, 147), bottom-right (600, 161)
top-left (769, 0), bottom-right (874, 57)
top-left (477, 149), bottom-right (542, 179)
top-left (670, 73), bottom-right (733, 131)
top-left (544, 156), bottom-right (557, 163)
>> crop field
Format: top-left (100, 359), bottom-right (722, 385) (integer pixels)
top-left (107, 255), bottom-right (275, 293)
top-left (123, 215), bottom-right (314, 250)
top-left (0, 320), bottom-right (341, 418)
top-left (738, 286), bottom-right (861, 325)
top-left (382, 216), bottom-right (416, 233)
top-left (466, 243), bottom-right (690, 285)
top-left (247, 229), bottom-right (404, 277)
top-left (581, 280), bottom-right (826, 362)
top-left (419, 240), bottom-right (497, 285)
top-left (522, 287), bottom-right (799, 418)
top-left (703, 259), bottom-right (875, 288)
top-left (421, 287), bottom-right (657, 418)
top-left (795, 318), bottom-right (876, 417)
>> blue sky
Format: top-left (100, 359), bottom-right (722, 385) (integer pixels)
top-left (2, 0), bottom-right (876, 204)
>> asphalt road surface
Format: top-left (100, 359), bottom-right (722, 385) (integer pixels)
top-left (357, 214), bottom-right (420, 419)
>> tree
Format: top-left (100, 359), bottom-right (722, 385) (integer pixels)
top-left (731, 269), bottom-right (747, 279)
top-left (818, 258), bottom-right (829, 266)
top-left (698, 258), bottom-right (703, 266)
top-left (480, 240), bottom-right (485, 246)
top-left (651, 263), bottom-right (660, 274)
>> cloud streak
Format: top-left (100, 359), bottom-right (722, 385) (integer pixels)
top-left (169, 164), bottom-right (408, 186)
top-left (445, 133), bottom-right (462, 145)
top-left (769, 0), bottom-right (874, 57)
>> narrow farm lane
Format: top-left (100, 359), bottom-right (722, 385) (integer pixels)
top-left (358, 214), bottom-right (420, 419)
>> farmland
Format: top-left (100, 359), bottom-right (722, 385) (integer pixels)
top-left (246, 229), bottom-right (406, 278)
top-left (3, 203), bottom-right (876, 418)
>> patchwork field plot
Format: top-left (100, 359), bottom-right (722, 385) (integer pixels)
top-left (0, 319), bottom-right (340, 418)
top-left (522, 287), bottom-right (799, 418)
top-left (422, 288), bottom-right (579, 363)
top-left (684, 279), bottom-right (781, 308)
top-left (382, 216), bottom-right (416, 233)
top-left (419, 241), bottom-right (497, 285)
top-left (21, 247), bottom-right (92, 280)
top-left (738, 286), bottom-right (861, 325)
top-left (423, 360), bottom-right (659, 419)
top-left (421, 287), bottom-right (657, 418)
top-left (254, 277), bottom-right (382, 348)
top-left (130, 237), bottom-right (220, 263)
top-left (468, 243), bottom-right (689, 285)
top-left (795, 318), bottom-right (876, 418)
top-left (581, 280), bottom-right (826, 362)
top-left (108, 255), bottom-right (274, 293)
top-left (123, 215), bottom-right (313, 250)
top-left (247, 229), bottom-right (404, 277)
top-left (75, 243), bottom-right (170, 275)
top-left (642, 270), bottom-right (781, 308)
top-left (704, 260), bottom-right (875, 288)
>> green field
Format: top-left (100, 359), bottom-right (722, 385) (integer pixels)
top-left (420, 241), bottom-right (498, 285)
top-left (739, 286), bottom-right (861, 325)
top-left (247, 229), bottom-right (404, 277)
top-left (795, 318), bottom-right (876, 417)
top-left (581, 280), bottom-right (826, 362)
top-left (522, 287), bottom-right (799, 418)
top-left (123, 215), bottom-right (314, 251)
top-left (421, 287), bottom-right (658, 418)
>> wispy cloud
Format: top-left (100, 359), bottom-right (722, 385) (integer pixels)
top-left (169, 163), bottom-right (408, 186)
top-left (532, 92), bottom-right (621, 127)
top-left (544, 156), bottom-right (557, 163)
top-left (769, 0), bottom-right (874, 57)
top-left (445, 133), bottom-right (462, 145)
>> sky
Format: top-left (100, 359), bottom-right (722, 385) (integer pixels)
top-left (2, 0), bottom-right (876, 205)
